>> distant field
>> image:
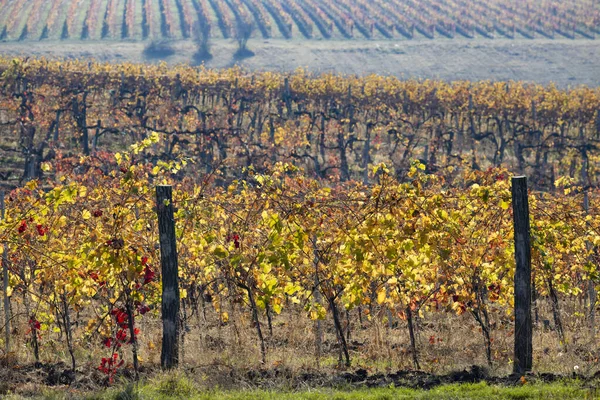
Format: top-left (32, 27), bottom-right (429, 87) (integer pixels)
top-left (0, 0), bottom-right (599, 42)
top-left (1, 38), bottom-right (599, 88)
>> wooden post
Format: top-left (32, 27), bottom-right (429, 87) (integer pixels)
top-left (1, 192), bottom-right (9, 355)
top-left (284, 77), bottom-right (292, 118)
top-left (512, 176), bottom-right (532, 374)
top-left (582, 148), bottom-right (596, 332)
top-left (81, 92), bottom-right (89, 156)
top-left (312, 239), bottom-right (323, 367)
top-left (156, 185), bottom-right (180, 369)
top-left (584, 191), bottom-right (596, 332)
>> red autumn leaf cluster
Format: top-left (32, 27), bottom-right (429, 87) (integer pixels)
top-left (137, 304), bottom-right (150, 315)
top-left (143, 265), bottom-right (155, 284)
top-left (98, 352), bottom-right (124, 382)
top-left (226, 233), bottom-right (240, 249)
top-left (36, 224), bottom-right (48, 236)
top-left (18, 220), bottom-right (27, 234)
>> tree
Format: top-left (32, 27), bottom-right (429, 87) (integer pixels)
top-left (234, 19), bottom-right (255, 59)
top-left (193, 20), bottom-right (212, 63)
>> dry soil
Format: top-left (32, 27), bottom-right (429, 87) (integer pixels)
top-left (0, 38), bottom-right (599, 87)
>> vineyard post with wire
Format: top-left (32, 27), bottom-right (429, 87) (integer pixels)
top-left (284, 76), bottom-right (292, 118)
top-left (581, 143), bottom-right (596, 332)
top-left (156, 185), bottom-right (180, 369)
top-left (512, 176), bottom-right (533, 374)
top-left (584, 190), bottom-right (595, 333)
top-left (1, 191), bottom-right (9, 356)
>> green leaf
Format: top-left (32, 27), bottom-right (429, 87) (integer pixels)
top-left (213, 245), bottom-right (228, 259)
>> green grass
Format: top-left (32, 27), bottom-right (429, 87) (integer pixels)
top-left (145, 383), bottom-right (598, 400)
top-left (4, 378), bottom-right (599, 400)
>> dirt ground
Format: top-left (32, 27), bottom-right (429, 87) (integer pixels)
top-left (0, 38), bottom-right (599, 87)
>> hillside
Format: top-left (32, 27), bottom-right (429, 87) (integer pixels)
top-left (0, 0), bottom-right (598, 42)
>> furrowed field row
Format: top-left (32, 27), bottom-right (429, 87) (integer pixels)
top-left (0, 0), bottom-right (598, 41)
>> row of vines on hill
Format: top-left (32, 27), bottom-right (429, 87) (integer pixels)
top-left (0, 0), bottom-right (599, 41)
top-left (0, 58), bottom-right (599, 191)
top-left (1, 147), bottom-right (599, 377)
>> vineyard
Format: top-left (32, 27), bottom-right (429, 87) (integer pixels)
top-left (0, 0), bottom-right (599, 41)
top-left (1, 58), bottom-right (600, 189)
top-left (1, 57), bottom-right (600, 394)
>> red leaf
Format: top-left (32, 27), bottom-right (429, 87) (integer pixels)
top-left (116, 311), bottom-right (127, 324)
top-left (116, 329), bottom-right (127, 342)
top-left (36, 224), bottom-right (47, 236)
top-left (137, 304), bottom-right (150, 315)
top-left (143, 266), bottom-right (155, 285)
top-left (29, 318), bottom-right (41, 331)
top-left (18, 220), bottom-right (27, 234)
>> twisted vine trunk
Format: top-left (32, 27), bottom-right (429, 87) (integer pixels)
top-left (265, 302), bottom-right (273, 337)
top-left (547, 278), bottom-right (566, 349)
top-left (329, 296), bottom-right (350, 367)
top-left (23, 291), bottom-right (40, 366)
top-left (472, 308), bottom-right (492, 366)
top-left (406, 306), bottom-right (420, 370)
top-left (61, 294), bottom-right (76, 372)
top-left (245, 285), bottom-right (266, 364)
top-left (125, 293), bottom-right (139, 380)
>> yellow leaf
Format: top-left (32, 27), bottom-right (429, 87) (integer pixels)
top-left (309, 309), bottom-right (319, 320)
top-left (82, 210), bottom-right (91, 220)
top-left (41, 162), bottom-right (52, 172)
top-left (377, 288), bottom-right (386, 304)
top-left (25, 180), bottom-right (38, 190)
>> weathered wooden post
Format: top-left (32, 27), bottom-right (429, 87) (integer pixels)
top-left (512, 176), bottom-right (532, 374)
top-left (1, 192), bottom-right (9, 355)
top-left (582, 148), bottom-right (596, 332)
top-left (284, 76), bottom-right (292, 118)
top-left (156, 185), bottom-right (180, 369)
top-left (584, 191), bottom-right (596, 332)
top-left (312, 238), bottom-right (323, 367)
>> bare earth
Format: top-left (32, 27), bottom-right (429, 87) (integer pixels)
top-left (0, 39), bottom-right (599, 87)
